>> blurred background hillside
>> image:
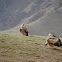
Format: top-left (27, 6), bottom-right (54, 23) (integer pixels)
top-left (0, 0), bottom-right (62, 37)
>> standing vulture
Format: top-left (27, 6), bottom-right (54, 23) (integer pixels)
top-left (45, 33), bottom-right (62, 47)
top-left (20, 24), bottom-right (28, 36)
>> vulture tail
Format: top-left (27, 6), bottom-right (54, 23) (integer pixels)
top-left (26, 31), bottom-right (28, 36)
top-left (60, 42), bottom-right (62, 46)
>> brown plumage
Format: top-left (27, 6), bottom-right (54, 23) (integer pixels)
top-left (45, 33), bottom-right (62, 47)
top-left (20, 24), bottom-right (28, 36)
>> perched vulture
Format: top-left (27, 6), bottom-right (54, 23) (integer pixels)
top-left (45, 33), bottom-right (62, 47)
top-left (20, 24), bottom-right (28, 36)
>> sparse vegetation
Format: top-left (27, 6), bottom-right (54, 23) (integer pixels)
top-left (0, 33), bottom-right (62, 62)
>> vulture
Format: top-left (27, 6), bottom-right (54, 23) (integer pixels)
top-left (20, 24), bottom-right (28, 36)
top-left (45, 33), bottom-right (62, 47)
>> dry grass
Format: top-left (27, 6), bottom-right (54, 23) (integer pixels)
top-left (0, 33), bottom-right (62, 62)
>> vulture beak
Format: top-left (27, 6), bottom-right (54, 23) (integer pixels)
top-left (45, 43), bottom-right (47, 46)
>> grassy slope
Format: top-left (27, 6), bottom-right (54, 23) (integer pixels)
top-left (0, 33), bottom-right (62, 62)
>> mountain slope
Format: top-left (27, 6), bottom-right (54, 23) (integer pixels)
top-left (27, 7), bottom-right (62, 36)
top-left (0, 0), bottom-right (62, 37)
